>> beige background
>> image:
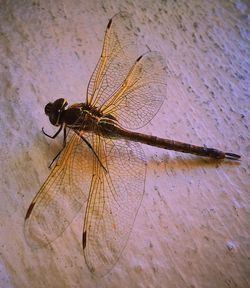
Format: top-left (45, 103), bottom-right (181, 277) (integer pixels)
top-left (0, 0), bottom-right (249, 287)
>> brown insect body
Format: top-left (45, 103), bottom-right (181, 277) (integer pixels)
top-left (25, 12), bottom-right (240, 277)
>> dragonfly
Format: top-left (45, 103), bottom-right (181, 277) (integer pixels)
top-left (24, 12), bottom-right (240, 276)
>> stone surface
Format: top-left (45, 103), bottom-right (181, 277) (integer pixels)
top-left (0, 0), bottom-right (249, 287)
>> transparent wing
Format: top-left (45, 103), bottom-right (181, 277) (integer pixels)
top-left (24, 132), bottom-right (94, 248)
top-left (101, 51), bottom-right (168, 129)
top-left (83, 135), bottom-right (146, 276)
top-left (87, 13), bottom-right (167, 129)
top-left (86, 12), bottom-right (139, 108)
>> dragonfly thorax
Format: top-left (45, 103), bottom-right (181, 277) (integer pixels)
top-left (45, 98), bottom-right (119, 136)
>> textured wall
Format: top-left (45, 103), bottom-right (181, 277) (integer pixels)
top-left (0, 0), bottom-right (249, 287)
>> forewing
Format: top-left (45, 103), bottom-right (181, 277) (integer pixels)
top-left (83, 135), bottom-right (146, 276)
top-left (101, 51), bottom-right (168, 129)
top-left (24, 133), bottom-right (94, 248)
top-left (87, 12), bottom-right (139, 108)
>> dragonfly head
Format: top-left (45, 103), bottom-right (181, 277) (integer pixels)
top-left (44, 98), bottom-right (68, 126)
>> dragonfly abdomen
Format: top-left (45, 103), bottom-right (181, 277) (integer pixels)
top-left (113, 127), bottom-right (240, 160)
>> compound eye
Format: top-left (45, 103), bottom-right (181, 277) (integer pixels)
top-left (54, 98), bottom-right (68, 111)
top-left (45, 103), bottom-right (53, 115)
top-left (62, 99), bottom-right (68, 109)
top-left (49, 113), bottom-right (59, 126)
top-left (44, 98), bottom-right (68, 126)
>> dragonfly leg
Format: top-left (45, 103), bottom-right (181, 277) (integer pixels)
top-left (75, 131), bottom-right (107, 173)
top-left (48, 147), bottom-right (64, 168)
top-left (46, 126), bottom-right (67, 168)
top-left (42, 124), bottom-right (63, 139)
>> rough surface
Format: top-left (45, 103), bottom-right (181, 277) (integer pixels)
top-left (0, 0), bottom-right (249, 287)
